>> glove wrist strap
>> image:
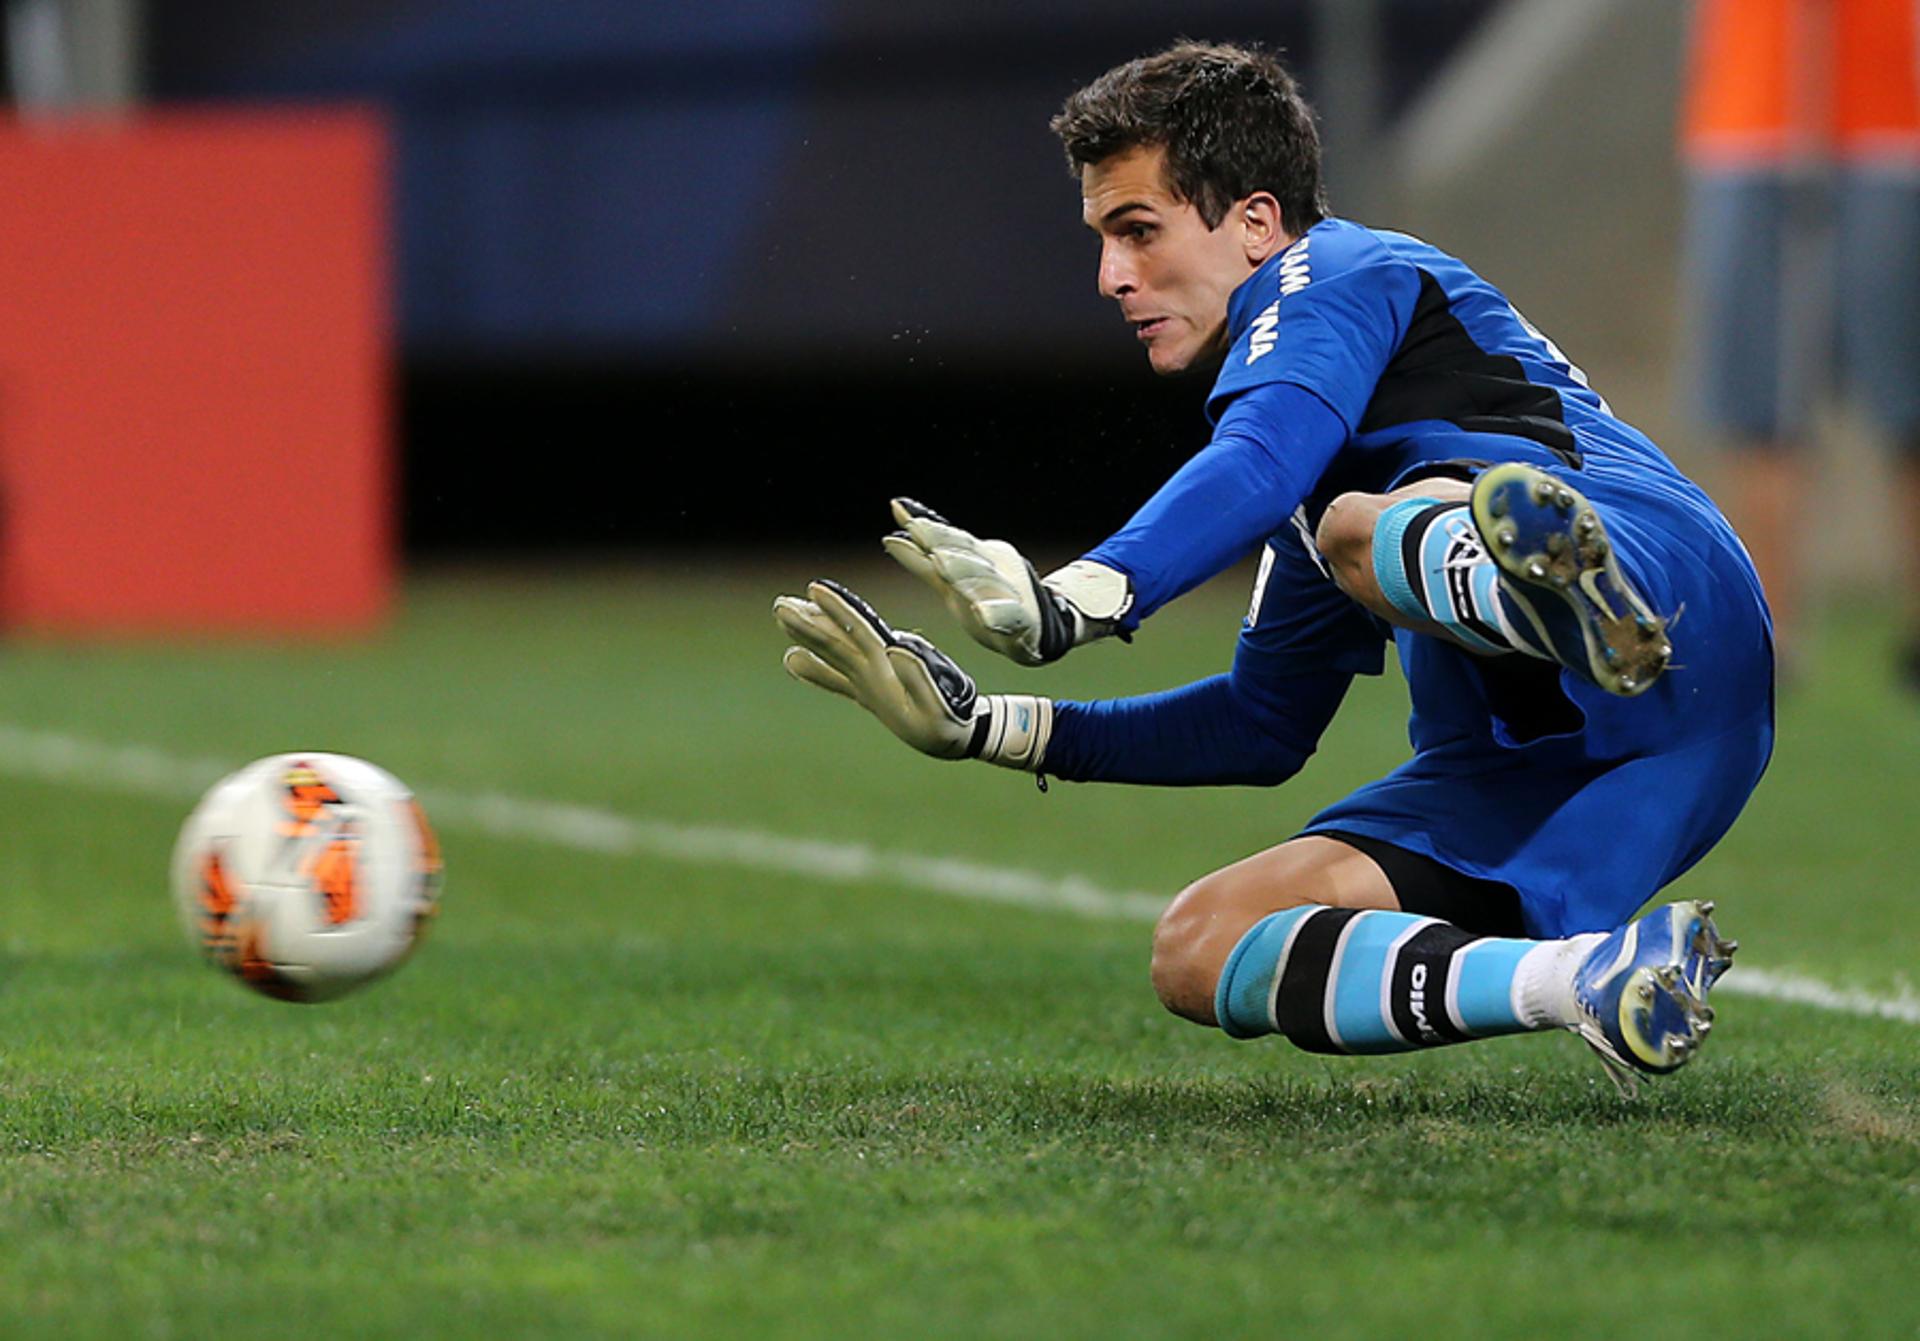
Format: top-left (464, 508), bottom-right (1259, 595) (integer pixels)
top-left (969, 695), bottom-right (1053, 771)
top-left (1042, 560), bottom-right (1135, 650)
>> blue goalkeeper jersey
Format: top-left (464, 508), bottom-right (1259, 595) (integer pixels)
top-left (1049, 219), bottom-right (1774, 937)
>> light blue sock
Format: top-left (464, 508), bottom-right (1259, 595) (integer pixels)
top-left (1371, 498), bottom-right (1545, 657)
top-left (1215, 906), bottom-right (1586, 1053)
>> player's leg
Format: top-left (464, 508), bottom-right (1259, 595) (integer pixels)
top-left (1149, 834), bottom-right (1403, 1023)
top-left (1316, 477), bottom-right (1542, 656)
top-left (1468, 463), bottom-right (1674, 696)
top-left (1150, 833), bottom-right (1736, 1092)
top-left (1316, 469), bottom-right (1671, 696)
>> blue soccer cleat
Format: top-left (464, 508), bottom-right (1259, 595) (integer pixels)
top-left (1571, 899), bottom-right (1737, 1098)
top-left (1470, 462), bottom-right (1672, 697)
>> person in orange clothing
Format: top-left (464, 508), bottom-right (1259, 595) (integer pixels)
top-left (1681, 0), bottom-right (1920, 684)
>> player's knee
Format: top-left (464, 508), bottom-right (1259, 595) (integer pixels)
top-left (1315, 492), bottom-right (1383, 596)
top-left (1150, 871), bottom-right (1249, 1027)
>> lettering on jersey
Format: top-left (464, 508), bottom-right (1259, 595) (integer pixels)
top-left (1278, 237), bottom-right (1312, 296)
top-left (1246, 300), bottom-right (1280, 365)
top-left (1246, 240), bottom-right (1311, 365)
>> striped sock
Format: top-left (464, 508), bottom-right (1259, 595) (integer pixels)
top-left (1214, 905), bottom-right (1605, 1053)
top-left (1371, 498), bottom-right (1549, 659)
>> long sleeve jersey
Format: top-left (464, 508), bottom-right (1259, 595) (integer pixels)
top-left (1038, 217), bottom-right (1753, 787)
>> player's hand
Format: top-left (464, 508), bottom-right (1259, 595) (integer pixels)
top-left (882, 498), bottom-right (1133, 666)
top-left (773, 579), bottom-right (1050, 769)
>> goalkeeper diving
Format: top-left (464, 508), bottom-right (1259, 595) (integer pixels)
top-left (775, 41), bottom-right (1769, 1095)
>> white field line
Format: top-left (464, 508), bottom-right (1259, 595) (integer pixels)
top-left (1712, 968), bottom-right (1920, 1024)
top-left (0, 725), bottom-right (1168, 924)
top-left (0, 723), bottom-right (1913, 1026)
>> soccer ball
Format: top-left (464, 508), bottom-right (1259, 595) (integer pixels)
top-left (171, 752), bottom-right (443, 1002)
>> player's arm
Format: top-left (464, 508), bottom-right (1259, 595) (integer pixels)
top-left (772, 576), bottom-right (1343, 786)
top-left (1039, 660), bottom-right (1352, 786)
top-left (887, 381), bottom-right (1347, 662)
top-left (1079, 381), bottom-right (1347, 625)
top-left (1039, 514), bottom-right (1390, 785)
top-left (772, 574), bottom-right (1364, 788)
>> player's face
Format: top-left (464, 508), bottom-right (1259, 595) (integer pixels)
top-left (1081, 144), bottom-right (1280, 375)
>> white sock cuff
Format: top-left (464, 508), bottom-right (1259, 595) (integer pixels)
top-left (1510, 932), bottom-right (1608, 1029)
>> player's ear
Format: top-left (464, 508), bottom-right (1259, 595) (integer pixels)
top-left (1239, 192), bottom-right (1287, 263)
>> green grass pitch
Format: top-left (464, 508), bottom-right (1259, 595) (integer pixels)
top-left (2, 560), bottom-right (1917, 1339)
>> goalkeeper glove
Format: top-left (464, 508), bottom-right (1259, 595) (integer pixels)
top-left (882, 497), bottom-right (1133, 666)
top-left (773, 579), bottom-right (1051, 771)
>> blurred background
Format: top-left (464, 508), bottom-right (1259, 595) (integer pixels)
top-left (0, 0), bottom-right (1906, 632)
top-left (10, 9), bottom-right (1920, 1333)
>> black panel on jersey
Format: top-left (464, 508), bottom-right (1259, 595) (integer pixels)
top-left (1356, 272), bottom-right (1583, 469)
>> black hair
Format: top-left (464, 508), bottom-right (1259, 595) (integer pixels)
top-left (1050, 40), bottom-right (1328, 233)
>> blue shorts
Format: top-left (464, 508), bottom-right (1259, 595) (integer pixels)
top-left (1685, 167), bottom-right (1920, 445)
top-left (1308, 440), bottom-right (1776, 939)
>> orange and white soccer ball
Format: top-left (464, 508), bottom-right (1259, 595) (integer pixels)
top-left (171, 753), bottom-right (443, 1002)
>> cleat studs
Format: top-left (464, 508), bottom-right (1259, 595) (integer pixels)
top-left (1525, 559), bottom-right (1548, 580)
top-left (1576, 512), bottom-right (1600, 536)
top-left (1554, 488), bottom-right (1576, 510)
top-left (1636, 979), bottom-right (1656, 1003)
top-left (1619, 676), bottom-right (1639, 693)
top-left (1496, 525), bottom-right (1518, 548)
top-left (1547, 533), bottom-right (1570, 556)
top-left (1489, 493), bottom-right (1509, 518)
top-left (1531, 479), bottom-right (1557, 506)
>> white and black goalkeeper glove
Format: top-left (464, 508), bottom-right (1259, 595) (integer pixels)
top-left (882, 498), bottom-right (1133, 666)
top-left (773, 579), bottom-right (1052, 771)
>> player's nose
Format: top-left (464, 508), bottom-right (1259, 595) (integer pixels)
top-left (1097, 240), bottom-right (1135, 299)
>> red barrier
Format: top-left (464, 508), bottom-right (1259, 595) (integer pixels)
top-left (0, 108), bottom-right (391, 634)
